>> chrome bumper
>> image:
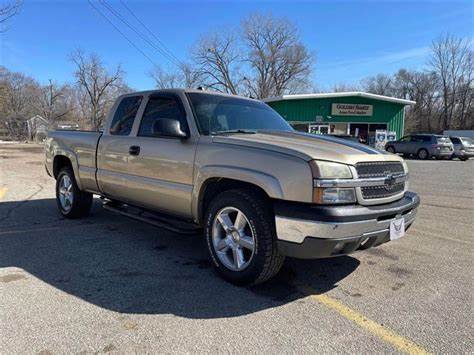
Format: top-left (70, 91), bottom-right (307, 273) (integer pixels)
top-left (276, 207), bottom-right (417, 244)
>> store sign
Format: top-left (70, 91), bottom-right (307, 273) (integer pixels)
top-left (332, 103), bottom-right (373, 116)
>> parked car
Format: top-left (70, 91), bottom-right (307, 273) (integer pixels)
top-left (385, 134), bottom-right (453, 160)
top-left (45, 89), bottom-right (419, 285)
top-left (449, 136), bottom-right (474, 161)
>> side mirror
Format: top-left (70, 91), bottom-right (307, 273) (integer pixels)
top-left (152, 118), bottom-right (188, 139)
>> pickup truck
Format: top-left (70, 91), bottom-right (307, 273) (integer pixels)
top-left (45, 89), bottom-right (420, 285)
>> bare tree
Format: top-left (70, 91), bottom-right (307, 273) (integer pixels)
top-left (332, 82), bottom-right (361, 92)
top-left (32, 79), bottom-right (72, 125)
top-left (70, 50), bottom-right (125, 130)
top-left (0, 66), bottom-right (39, 139)
top-left (193, 31), bottom-right (241, 94)
top-left (361, 74), bottom-right (394, 96)
top-left (242, 13), bottom-right (313, 99)
top-left (429, 34), bottom-right (473, 130)
top-left (149, 63), bottom-right (202, 89)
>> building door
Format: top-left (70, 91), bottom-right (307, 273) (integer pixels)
top-left (349, 123), bottom-right (369, 144)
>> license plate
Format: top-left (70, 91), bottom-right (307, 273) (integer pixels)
top-left (390, 217), bottom-right (405, 240)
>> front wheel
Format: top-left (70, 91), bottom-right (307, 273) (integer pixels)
top-left (417, 148), bottom-right (429, 160)
top-left (56, 167), bottom-right (93, 218)
top-left (204, 189), bottom-right (285, 286)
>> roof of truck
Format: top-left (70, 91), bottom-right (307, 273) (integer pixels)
top-left (121, 88), bottom-right (261, 102)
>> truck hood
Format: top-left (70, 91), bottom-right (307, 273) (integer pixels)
top-left (212, 130), bottom-right (403, 165)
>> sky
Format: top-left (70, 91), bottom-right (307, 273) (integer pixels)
top-left (1, 0), bottom-right (473, 92)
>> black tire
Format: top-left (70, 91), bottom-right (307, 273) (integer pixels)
top-left (386, 146), bottom-right (396, 154)
top-left (204, 189), bottom-right (285, 286)
top-left (56, 167), bottom-right (93, 219)
top-left (460, 157), bottom-right (468, 161)
top-left (417, 148), bottom-right (429, 160)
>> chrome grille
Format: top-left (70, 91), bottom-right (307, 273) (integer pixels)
top-left (356, 162), bottom-right (405, 200)
top-left (356, 161), bottom-right (404, 178)
top-left (361, 182), bottom-right (405, 199)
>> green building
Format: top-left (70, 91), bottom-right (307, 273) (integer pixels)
top-left (264, 92), bottom-right (415, 144)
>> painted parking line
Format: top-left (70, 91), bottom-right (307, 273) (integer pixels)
top-left (298, 285), bottom-right (431, 355)
top-left (0, 187), bottom-right (7, 200)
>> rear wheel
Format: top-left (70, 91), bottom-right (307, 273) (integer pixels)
top-left (56, 167), bottom-right (93, 218)
top-left (386, 146), bottom-right (396, 154)
top-left (204, 189), bottom-right (285, 286)
top-left (417, 148), bottom-right (429, 160)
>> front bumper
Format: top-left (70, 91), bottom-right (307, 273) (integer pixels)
top-left (274, 192), bottom-right (420, 259)
top-left (432, 149), bottom-right (453, 157)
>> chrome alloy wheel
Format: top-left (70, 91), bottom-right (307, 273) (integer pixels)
top-left (58, 175), bottom-right (74, 212)
top-left (212, 207), bottom-right (256, 271)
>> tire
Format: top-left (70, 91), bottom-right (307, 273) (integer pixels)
top-left (386, 146), bottom-right (396, 154)
top-left (460, 157), bottom-right (468, 161)
top-left (56, 167), bottom-right (93, 219)
top-left (204, 189), bottom-right (285, 286)
top-left (417, 148), bottom-right (429, 160)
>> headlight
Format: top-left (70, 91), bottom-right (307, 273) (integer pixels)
top-left (309, 160), bottom-right (352, 179)
top-left (313, 187), bottom-right (356, 204)
top-left (310, 161), bottom-right (355, 204)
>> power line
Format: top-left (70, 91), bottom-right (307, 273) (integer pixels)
top-left (98, 0), bottom-right (182, 68)
top-left (87, 0), bottom-right (159, 67)
top-left (118, 0), bottom-right (184, 67)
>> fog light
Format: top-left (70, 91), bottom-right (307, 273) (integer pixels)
top-left (333, 241), bottom-right (345, 253)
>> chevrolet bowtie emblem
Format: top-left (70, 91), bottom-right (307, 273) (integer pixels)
top-left (385, 174), bottom-right (396, 187)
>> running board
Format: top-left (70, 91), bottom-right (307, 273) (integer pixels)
top-left (102, 201), bottom-right (202, 235)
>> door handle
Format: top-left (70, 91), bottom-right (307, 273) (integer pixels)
top-left (129, 145), bottom-right (140, 156)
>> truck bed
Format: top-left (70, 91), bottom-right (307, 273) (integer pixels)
top-left (45, 130), bottom-right (102, 191)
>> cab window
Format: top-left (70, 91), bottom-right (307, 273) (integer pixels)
top-left (138, 96), bottom-right (187, 137)
top-left (109, 96), bottom-right (143, 136)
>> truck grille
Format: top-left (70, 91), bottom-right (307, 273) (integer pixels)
top-left (356, 162), bottom-right (405, 200)
top-left (355, 161), bottom-right (404, 178)
top-left (361, 182), bottom-right (405, 199)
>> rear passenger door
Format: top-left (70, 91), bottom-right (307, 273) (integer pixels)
top-left (395, 136), bottom-right (412, 154)
top-left (124, 93), bottom-right (198, 218)
top-left (97, 95), bottom-right (144, 200)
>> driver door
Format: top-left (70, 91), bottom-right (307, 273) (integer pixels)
top-left (123, 93), bottom-right (198, 218)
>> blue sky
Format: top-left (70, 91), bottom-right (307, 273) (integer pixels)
top-left (1, 0), bottom-right (472, 91)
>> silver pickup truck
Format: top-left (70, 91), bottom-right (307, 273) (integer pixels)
top-left (45, 89), bottom-right (420, 285)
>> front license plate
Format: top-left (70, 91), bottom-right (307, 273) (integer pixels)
top-left (390, 217), bottom-right (405, 240)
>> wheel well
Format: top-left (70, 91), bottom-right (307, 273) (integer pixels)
top-left (198, 178), bottom-right (270, 224)
top-left (53, 155), bottom-right (73, 179)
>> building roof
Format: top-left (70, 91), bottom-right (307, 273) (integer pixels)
top-left (263, 91), bottom-right (416, 105)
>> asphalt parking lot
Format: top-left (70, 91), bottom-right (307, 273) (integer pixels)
top-left (0, 142), bottom-right (473, 354)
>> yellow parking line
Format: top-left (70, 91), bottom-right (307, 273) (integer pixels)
top-left (0, 187), bottom-right (7, 200)
top-left (299, 285), bottom-right (431, 354)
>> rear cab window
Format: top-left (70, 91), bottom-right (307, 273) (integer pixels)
top-left (109, 96), bottom-right (143, 136)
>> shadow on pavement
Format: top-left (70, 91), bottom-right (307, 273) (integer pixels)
top-left (0, 198), bottom-right (360, 319)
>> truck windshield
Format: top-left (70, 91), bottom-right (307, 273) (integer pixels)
top-left (187, 92), bottom-right (293, 135)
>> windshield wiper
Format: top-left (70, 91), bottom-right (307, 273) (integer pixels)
top-left (211, 129), bottom-right (257, 135)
